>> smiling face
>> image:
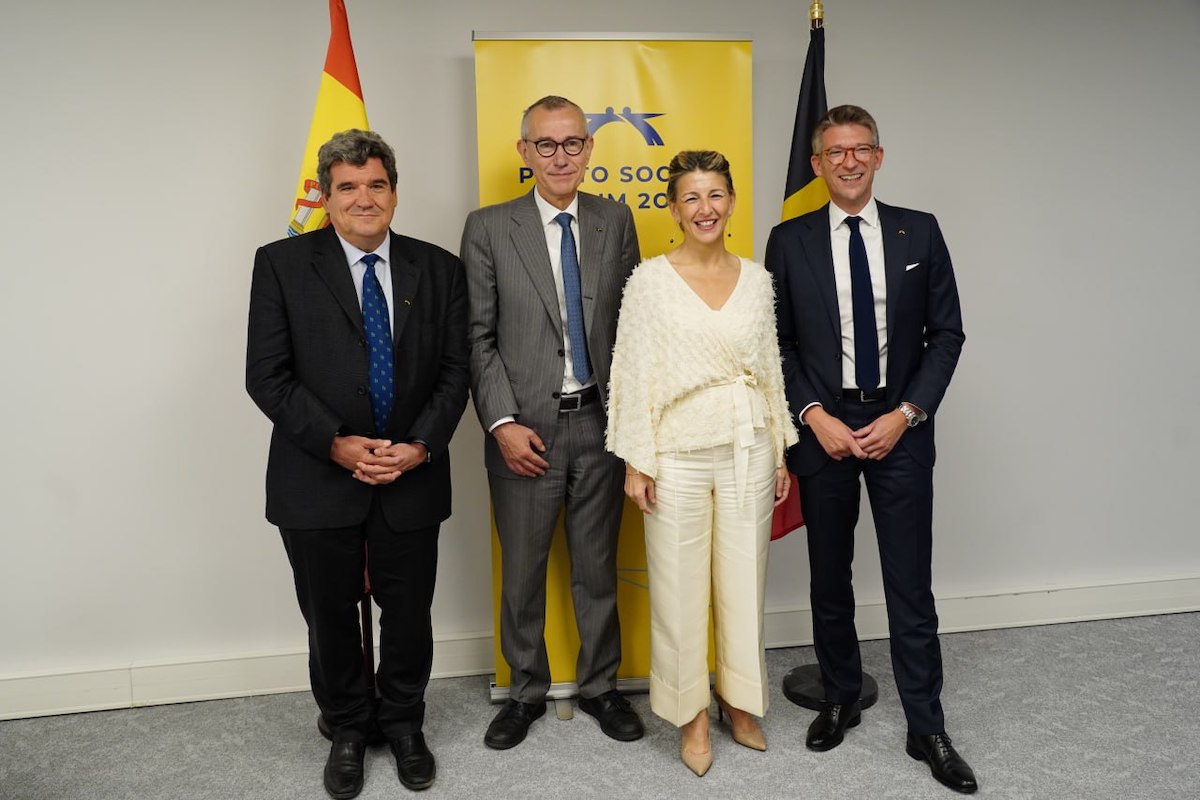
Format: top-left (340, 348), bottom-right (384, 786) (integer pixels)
top-left (321, 157), bottom-right (397, 252)
top-left (517, 105), bottom-right (593, 210)
top-left (811, 123), bottom-right (884, 215)
top-left (669, 170), bottom-right (735, 246)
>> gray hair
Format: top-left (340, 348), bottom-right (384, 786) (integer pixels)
top-left (316, 129), bottom-right (398, 197)
top-left (520, 96), bottom-right (586, 140)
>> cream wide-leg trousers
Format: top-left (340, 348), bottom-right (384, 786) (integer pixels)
top-left (643, 428), bottom-right (776, 727)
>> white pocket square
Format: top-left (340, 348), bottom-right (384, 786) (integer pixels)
top-left (905, 262), bottom-right (921, 271)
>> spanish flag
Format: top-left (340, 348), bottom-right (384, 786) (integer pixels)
top-left (772, 14), bottom-right (828, 541)
top-left (780, 24), bottom-right (828, 223)
top-left (287, 0), bottom-right (369, 237)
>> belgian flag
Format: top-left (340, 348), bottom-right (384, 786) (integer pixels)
top-left (772, 19), bottom-right (828, 540)
top-left (780, 25), bottom-right (829, 223)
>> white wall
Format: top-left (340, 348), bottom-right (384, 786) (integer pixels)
top-left (2, 0), bottom-right (1198, 716)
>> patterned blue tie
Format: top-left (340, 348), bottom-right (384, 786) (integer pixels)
top-left (554, 212), bottom-right (591, 384)
top-left (360, 254), bottom-right (393, 432)
top-left (846, 216), bottom-right (880, 392)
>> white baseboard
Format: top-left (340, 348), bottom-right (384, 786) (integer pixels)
top-left (4, 577), bottom-right (1198, 720)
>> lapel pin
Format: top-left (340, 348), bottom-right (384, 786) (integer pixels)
top-left (404, 299), bottom-right (411, 305)
top-left (898, 229), bottom-right (906, 235)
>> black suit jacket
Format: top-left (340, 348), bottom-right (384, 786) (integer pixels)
top-left (767, 201), bottom-right (965, 477)
top-left (246, 226), bottom-right (469, 531)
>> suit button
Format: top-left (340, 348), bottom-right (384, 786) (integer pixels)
top-left (558, 349), bottom-right (565, 357)
top-left (356, 386), bottom-right (367, 396)
top-left (552, 391), bottom-right (561, 399)
top-left (834, 352), bottom-right (841, 360)
top-left (358, 337), bottom-right (366, 348)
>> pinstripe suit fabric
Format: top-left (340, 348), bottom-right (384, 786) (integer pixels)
top-left (462, 189), bottom-right (639, 701)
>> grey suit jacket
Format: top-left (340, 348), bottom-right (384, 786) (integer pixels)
top-left (461, 189), bottom-right (640, 476)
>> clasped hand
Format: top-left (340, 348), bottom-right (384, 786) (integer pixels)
top-left (330, 436), bottom-right (428, 485)
top-left (806, 406), bottom-right (908, 461)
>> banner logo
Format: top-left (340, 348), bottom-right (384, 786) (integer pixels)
top-left (586, 107), bottom-right (665, 146)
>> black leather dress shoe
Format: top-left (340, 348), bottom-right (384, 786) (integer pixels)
top-left (578, 690), bottom-right (645, 741)
top-left (906, 732), bottom-right (978, 794)
top-left (484, 699), bottom-right (546, 750)
top-left (805, 701), bottom-right (861, 752)
top-left (323, 740), bottom-right (365, 800)
top-left (390, 732), bottom-right (436, 791)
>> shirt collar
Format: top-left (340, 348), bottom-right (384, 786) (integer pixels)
top-left (533, 190), bottom-right (579, 227)
top-left (827, 197), bottom-right (880, 231)
top-left (334, 230), bottom-right (392, 268)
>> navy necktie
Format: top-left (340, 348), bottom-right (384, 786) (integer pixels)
top-left (360, 254), bottom-right (393, 432)
top-left (554, 212), bottom-right (591, 384)
top-left (846, 216), bottom-right (880, 392)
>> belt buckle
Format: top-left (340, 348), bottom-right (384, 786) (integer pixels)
top-left (560, 392), bottom-right (582, 412)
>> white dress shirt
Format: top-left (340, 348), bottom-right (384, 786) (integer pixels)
top-left (335, 231), bottom-right (394, 325)
top-left (829, 197), bottom-right (888, 390)
top-left (532, 190), bottom-right (592, 395)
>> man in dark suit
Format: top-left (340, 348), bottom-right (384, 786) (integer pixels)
top-left (767, 105), bottom-right (976, 794)
top-left (461, 96), bottom-right (643, 750)
top-left (247, 129), bottom-right (468, 797)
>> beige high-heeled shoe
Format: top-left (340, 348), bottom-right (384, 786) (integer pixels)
top-left (681, 709), bottom-right (713, 777)
top-left (715, 694), bottom-right (767, 751)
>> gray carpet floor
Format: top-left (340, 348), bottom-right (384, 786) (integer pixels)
top-left (3, 613), bottom-right (1198, 799)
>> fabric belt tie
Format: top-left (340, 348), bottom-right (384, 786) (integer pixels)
top-left (726, 373), bottom-right (765, 509)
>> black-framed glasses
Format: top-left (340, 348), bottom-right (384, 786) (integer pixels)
top-left (821, 145), bottom-right (877, 165)
top-left (525, 137), bottom-right (588, 157)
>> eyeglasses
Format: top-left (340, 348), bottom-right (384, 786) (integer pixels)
top-left (821, 145), bottom-right (878, 165)
top-left (524, 137), bottom-right (588, 157)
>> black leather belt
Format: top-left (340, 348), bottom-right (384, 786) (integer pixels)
top-left (842, 387), bottom-right (887, 403)
top-left (559, 384), bottom-right (600, 412)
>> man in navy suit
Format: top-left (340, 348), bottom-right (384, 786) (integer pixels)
top-left (247, 129), bottom-right (468, 797)
top-left (767, 105), bottom-right (976, 794)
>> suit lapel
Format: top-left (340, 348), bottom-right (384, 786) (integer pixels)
top-left (388, 231), bottom-right (421, 346)
top-left (576, 193), bottom-right (604, 335)
top-left (509, 191), bottom-right (565, 337)
top-left (311, 227), bottom-right (364, 336)
top-left (802, 206), bottom-right (840, 336)
top-left (878, 202), bottom-right (907, 345)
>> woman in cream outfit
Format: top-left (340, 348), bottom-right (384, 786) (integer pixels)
top-left (606, 151), bottom-right (798, 776)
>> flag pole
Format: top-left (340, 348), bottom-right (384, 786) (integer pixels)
top-left (810, 0), bottom-right (824, 29)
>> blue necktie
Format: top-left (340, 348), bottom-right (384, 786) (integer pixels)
top-left (360, 254), bottom-right (393, 432)
top-left (846, 216), bottom-right (880, 392)
top-left (554, 212), bottom-right (591, 384)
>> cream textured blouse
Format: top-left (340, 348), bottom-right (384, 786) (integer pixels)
top-left (606, 255), bottom-right (798, 499)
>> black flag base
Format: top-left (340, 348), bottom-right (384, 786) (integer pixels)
top-left (782, 664), bottom-right (880, 712)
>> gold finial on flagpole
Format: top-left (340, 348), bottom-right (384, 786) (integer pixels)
top-left (810, 0), bottom-right (824, 29)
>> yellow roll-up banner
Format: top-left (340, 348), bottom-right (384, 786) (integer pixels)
top-left (473, 35), bottom-right (753, 696)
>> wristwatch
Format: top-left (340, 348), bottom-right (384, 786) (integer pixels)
top-left (898, 402), bottom-right (920, 428)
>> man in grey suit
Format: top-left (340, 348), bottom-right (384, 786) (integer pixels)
top-left (461, 95), bottom-right (643, 750)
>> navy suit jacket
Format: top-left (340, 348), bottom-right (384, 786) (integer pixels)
top-left (246, 226), bottom-right (470, 531)
top-left (766, 201), bottom-right (964, 477)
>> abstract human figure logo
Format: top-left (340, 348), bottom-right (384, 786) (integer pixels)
top-left (586, 106), bottom-right (665, 146)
